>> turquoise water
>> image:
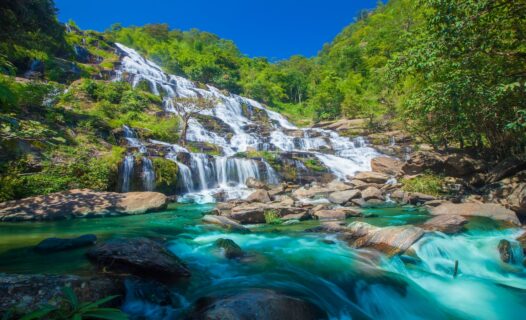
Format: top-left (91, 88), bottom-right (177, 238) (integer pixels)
top-left (0, 204), bottom-right (524, 319)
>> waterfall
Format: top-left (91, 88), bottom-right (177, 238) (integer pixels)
top-left (120, 155), bottom-right (135, 192)
top-left (142, 157), bottom-right (155, 191)
top-left (113, 43), bottom-right (381, 203)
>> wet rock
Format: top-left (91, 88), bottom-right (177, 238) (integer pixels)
top-left (313, 208), bottom-right (360, 221)
top-left (186, 289), bottom-right (326, 320)
top-left (344, 222), bottom-right (425, 255)
top-left (498, 239), bottom-right (514, 263)
top-left (354, 172), bottom-right (390, 184)
top-left (371, 157), bottom-right (403, 176)
top-left (424, 199), bottom-right (447, 207)
top-left (0, 274), bottom-right (123, 315)
top-left (0, 189), bottom-right (169, 222)
top-left (34, 234), bottom-right (97, 253)
top-left (245, 178), bottom-right (269, 190)
top-left (421, 215), bottom-right (468, 234)
top-left (125, 278), bottom-right (180, 307)
top-left (86, 238), bottom-right (190, 281)
top-left (429, 202), bottom-right (520, 225)
top-left (407, 192), bottom-right (437, 205)
top-left (313, 118), bottom-right (366, 133)
top-left (361, 187), bottom-right (383, 201)
top-left (229, 205), bottom-right (266, 224)
top-left (246, 189), bottom-right (271, 203)
top-left (214, 238), bottom-right (244, 259)
top-left (328, 190), bottom-right (361, 204)
top-left (202, 215), bottom-right (250, 233)
top-left (305, 221), bottom-right (349, 233)
top-left (268, 184), bottom-right (286, 198)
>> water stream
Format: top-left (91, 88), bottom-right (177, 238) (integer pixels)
top-left (0, 205), bottom-right (523, 319)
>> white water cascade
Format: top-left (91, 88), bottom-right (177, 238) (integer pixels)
top-left (114, 43), bottom-right (380, 202)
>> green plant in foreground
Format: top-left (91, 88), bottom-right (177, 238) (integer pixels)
top-left (19, 287), bottom-right (127, 320)
top-left (264, 210), bottom-right (282, 225)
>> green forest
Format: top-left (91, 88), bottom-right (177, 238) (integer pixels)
top-left (1, 0), bottom-right (525, 201)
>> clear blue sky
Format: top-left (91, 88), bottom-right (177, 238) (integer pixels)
top-left (55, 0), bottom-right (381, 59)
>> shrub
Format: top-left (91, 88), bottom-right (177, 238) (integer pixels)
top-left (264, 210), bottom-right (282, 225)
top-left (401, 172), bottom-right (445, 197)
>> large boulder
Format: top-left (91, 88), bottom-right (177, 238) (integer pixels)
top-left (86, 238), bottom-right (190, 281)
top-left (202, 215), bottom-right (250, 233)
top-left (371, 157), bottom-right (403, 176)
top-left (292, 181), bottom-right (352, 199)
top-left (497, 239), bottom-right (514, 263)
top-left (187, 289), bottom-right (326, 320)
top-left (229, 204), bottom-right (266, 224)
top-left (328, 190), bottom-right (361, 204)
top-left (429, 202), bottom-right (520, 225)
top-left (0, 274), bottom-right (123, 315)
top-left (344, 222), bottom-right (424, 255)
top-left (402, 151), bottom-right (484, 177)
top-left (354, 172), bottom-right (390, 184)
top-left (34, 234), bottom-right (97, 253)
top-left (421, 215), bottom-right (468, 234)
top-left (246, 189), bottom-right (271, 203)
top-left (0, 189), bottom-right (169, 222)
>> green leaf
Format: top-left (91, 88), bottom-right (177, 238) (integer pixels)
top-left (19, 305), bottom-right (57, 320)
top-left (81, 308), bottom-right (128, 320)
top-left (62, 286), bottom-right (79, 308)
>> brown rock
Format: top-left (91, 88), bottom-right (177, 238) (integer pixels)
top-left (0, 189), bottom-right (168, 222)
top-left (354, 172), bottom-right (390, 184)
top-left (371, 157), bottom-right (403, 176)
top-left (246, 189), bottom-right (271, 203)
top-left (328, 190), bottom-right (361, 204)
top-left (361, 187), bottom-right (383, 201)
top-left (429, 202), bottom-right (520, 225)
top-left (245, 178), bottom-right (269, 190)
top-left (422, 215), bottom-right (468, 234)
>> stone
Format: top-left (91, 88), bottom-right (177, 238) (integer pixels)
top-left (34, 234), bottom-right (97, 253)
top-left (246, 189), bottom-right (271, 203)
top-left (187, 289), bottom-right (326, 320)
top-left (371, 157), bottom-right (403, 176)
top-left (402, 151), bottom-right (484, 177)
top-left (214, 238), bottom-right (244, 259)
top-left (202, 215), bottom-right (250, 233)
top-left (268, 184), bottom-right (286, 198)
top-left (429, 202), bottom-right (520, 225)
top-left (305, 221), bottom-right (349, 233)
top-left (0, 274), bottom-right (123, 315)
top-left (407, 192), bottom-right (437, 205)
top-left (0, 189), bottom-right (169, 222)
top-left (361, 187), bottom-right (383, 201)
top-left (328, 189), bottom-right (361, 204)
top-left (354, 172), bottom-right (390, 184)
top-left (313, 208), bottom-right (360, 221)
top-left (350, 179), bottom-right (368, 188)
top-left (86, 238), bottom-right (190, 281)
top-left (421, 215), bottom-right (468, 234)
top-left (346, 222), bottom-right (425, 255)
top-left (229, 205), bottom-right (266, 224)
top-left (245, 178), bottom-right (269, 190)
top-left (497, 239), bottom-right (514, 263)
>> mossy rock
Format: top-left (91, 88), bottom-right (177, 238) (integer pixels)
top-left (214, 238), bottom-right (244, 259)
top-left (152, 157), bottom-right (179, 195)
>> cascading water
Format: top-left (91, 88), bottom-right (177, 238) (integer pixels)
top-left (120, 155), bottom-right (134, 192)
top-left (114, 43), bottom-right (380, 202)
top-left (142, 157), bottom-right (155, 191)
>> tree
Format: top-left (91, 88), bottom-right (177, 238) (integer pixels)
top-left (171, 96), bottom-right (216, 146)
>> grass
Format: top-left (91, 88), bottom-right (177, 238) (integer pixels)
top-left (401, 171), bottom-right (445, 197)
top-left (264, 210), bottom-right (282, 225)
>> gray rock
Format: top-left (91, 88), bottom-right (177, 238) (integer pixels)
top-left (202, 215), bottom-right (250, 233)
top-left (354, 172), bottom-right (390, 184)
top-left (246, 189), bottom-right (271, 203)
top-left (429, 202), bottom-right (520, 225)
top-left (35, 234), bottom-right (97, 253)
top-left (421, 215), bottom-right (468, 234)
top-left (328, 190), bottom-right (361, 204)
top-left (361, 187), bottom-right (383, 201)
top-left (215, 238), bottom-right (244, 259)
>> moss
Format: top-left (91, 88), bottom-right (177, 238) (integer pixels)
top-left (264, 210), bottom-right (282, 225)
top-left (152, 157), bottom-right (178, 194)
top-left (302, 158), bottom-right (326, 172)
top-left (401, 171), bottom-right (446, 197)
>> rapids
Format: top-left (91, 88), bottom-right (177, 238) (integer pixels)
top-left (0, 205), bottom-right (524, 319)
top-left (113, 43), bottom-right (380, 203)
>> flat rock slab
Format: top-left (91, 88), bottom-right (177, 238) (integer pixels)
top-left (0, 273), bottom-right (123, 315)
top-left (345, 222), bottom-right (424, 255)
top-left (328, 190), bottom-right (361, 204)
top-left (429, 202), bottom-right (520, 225)
top-left (0, 189), bottom-right (168, 222)
top-left (202, 215), bottom-right (250, 233)
top-left (86, 238), bottom-right (190, 281)
top-left (422, 215), bottom-right (468, 234)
